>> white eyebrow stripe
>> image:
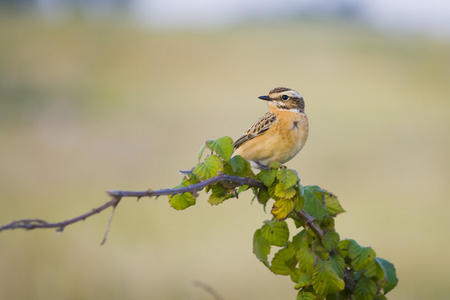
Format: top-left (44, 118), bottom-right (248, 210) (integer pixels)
top-left (271, 91), bottom-right (302, 99)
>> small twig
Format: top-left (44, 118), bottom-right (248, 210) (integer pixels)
top-left (192, 280), bottom-right (225, 300)
top-left (344, 268), bottom-right (356, 292)
top-left (100, 196), bottom-right (121, 245)
top-left (0, 196), bottom-right (120, 233)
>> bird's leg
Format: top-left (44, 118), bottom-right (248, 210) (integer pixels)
top-left (255, 161), bottom-right (270, 170)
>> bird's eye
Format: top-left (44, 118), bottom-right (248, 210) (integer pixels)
top-left (281, 95), bottom-right (289, 100)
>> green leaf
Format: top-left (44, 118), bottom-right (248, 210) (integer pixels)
top-left (315, 245), bottom-right (330, 260)
top-left (186, 172), bottom-right (200, 185)
top-left (237, 184), bottom-right (249, 194)
top-left (296, 185), bottom-right (305, 211)
top-left (363, 261), bottom-right (379, 278)
top-left (354, 276), bottom-right (377, 300)
top-left (304, 186), bottom-right (344, 218)
top-left (376, 257), bottom-right (398, 294)
top-left (274, 182), bottom-right (296, 199)
top-left (208, 184), bottom-right (235, 205)
top-left (169, 193), bottom-right (196, 210)
top-left (321, 217), bottom-right (335, 230)
top-left (349, 242), bottom-right (376, 271)
top-left (312, 260), bottom-right (345, 298)
top-left (193, 154), bottom-right (223, 180)
top-left (269, 161), bottom-right (282, 169)
top-left (208, 193), bottom-right (227, 205)
top-left (253, 229), bottom-right (270, 267)
top-left (329, 254), bottom-right (345, 278)
top-left (206, 136), bottom-right (234, 162)
top-left (296, 291), bottom-right (317, 300)
top-left (322, 230), bottom-right (340, 252)
top-left (347, 239), bottom-right (360, 259)
top-left (277, 168), bottom-right (299, 190)
top-left (198, 143), bottom-right (207, 161)
top-left (211, 183), bottom-right (227, 196)
top-left (303, 185), bottom-right (342, 218)
top-left (293, 271), bottom-right (313, 289)
top-left (271, 242), bottom-right (297, 275)
top-left (324, 193), bottom-right (345, 215)
top-left (271, 198), bottom-right (295, 220)
top-left (297, 248), bottom-right (315, 276)
top-left (261, 220), bottom-right (289, 247)
top-left (227, 155), bottom-right (251, 176)
top-left (254, 186), bottom-right (270, 206)
top-left (303, 185), bottom-right (324, 194)
top-left (291, 268), bottom-right (307, 285)
top-left (256, 168), bottom-right (278, 187)
top-left (303, 187), bottom-right (326, 221)
top-left (292, 230), bottom-right (307, 251)
top-left (268, 181), bottom-right (281, 200)
top-left (373, 260), bottom-right (387, 282)
top-left (236, 184), bottom-right (250, 198)
top-left (290, 268), bottom-right (302, 284)
top-left (337, 239), bottom-right (351, 258)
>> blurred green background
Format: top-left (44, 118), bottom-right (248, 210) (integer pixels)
top-left (1, 8), bottom-right (450, 300)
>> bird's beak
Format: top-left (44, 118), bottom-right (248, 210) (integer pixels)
top-left (258, 95), bottom-right (272, 101)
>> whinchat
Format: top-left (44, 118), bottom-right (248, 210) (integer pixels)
top-left (233, 87), bottom-right (309, 169)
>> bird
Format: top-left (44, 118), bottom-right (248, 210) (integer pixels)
top-left (233, 87), bottom-right (309, 169)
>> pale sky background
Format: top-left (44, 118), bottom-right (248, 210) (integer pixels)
top-left (35, 0), bottom-right (450, 37)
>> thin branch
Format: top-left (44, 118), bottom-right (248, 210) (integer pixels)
top-left (0, 174), bottom-right (262, 235)
top-left (106, 173), bottom-right (265, 198)
top-left (295, 210), bottom-right (325, 239)
top-left (0, 196), bottom-right (121, 233)
top-left (0, 173), bottom-right (322, 245)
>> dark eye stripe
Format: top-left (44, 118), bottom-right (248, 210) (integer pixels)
top-left (276, 103), bottom-right (290, 110)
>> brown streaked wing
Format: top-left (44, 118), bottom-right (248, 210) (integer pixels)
top-left (234, 112), bottom-right (276, 149)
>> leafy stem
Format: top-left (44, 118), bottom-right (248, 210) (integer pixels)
top-left (0, 136), bottom-right (398, 299)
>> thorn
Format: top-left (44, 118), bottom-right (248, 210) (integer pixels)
top-left (106, 190), bottom-right (120, 197)
top-left (179, 168), bottom-right (194, 175)
top-left (155, 195), bottom-right (159, 200)
top-left (137, 196), bottom-right (142, 201)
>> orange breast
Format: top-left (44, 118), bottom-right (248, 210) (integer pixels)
top-left (233, 110), bottom-right (308, 166)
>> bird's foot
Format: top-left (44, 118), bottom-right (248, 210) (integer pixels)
top-left (255, 161), bottom-right (270, 170)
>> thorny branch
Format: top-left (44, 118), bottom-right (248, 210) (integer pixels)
top-left (295, 210), bottom-right (324, 238)
top-left (0, 173), bottom-right (323, 242)
top-left (0, 196), bottom-right (122, 234)
top-left (106, 173), bottom-right (265, 198)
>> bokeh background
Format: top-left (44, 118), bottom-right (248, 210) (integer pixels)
top-left (1, 1), bottom-right (449, 299)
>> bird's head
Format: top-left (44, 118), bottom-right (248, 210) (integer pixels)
top-left (259, 87), bottom-right (305, 113)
